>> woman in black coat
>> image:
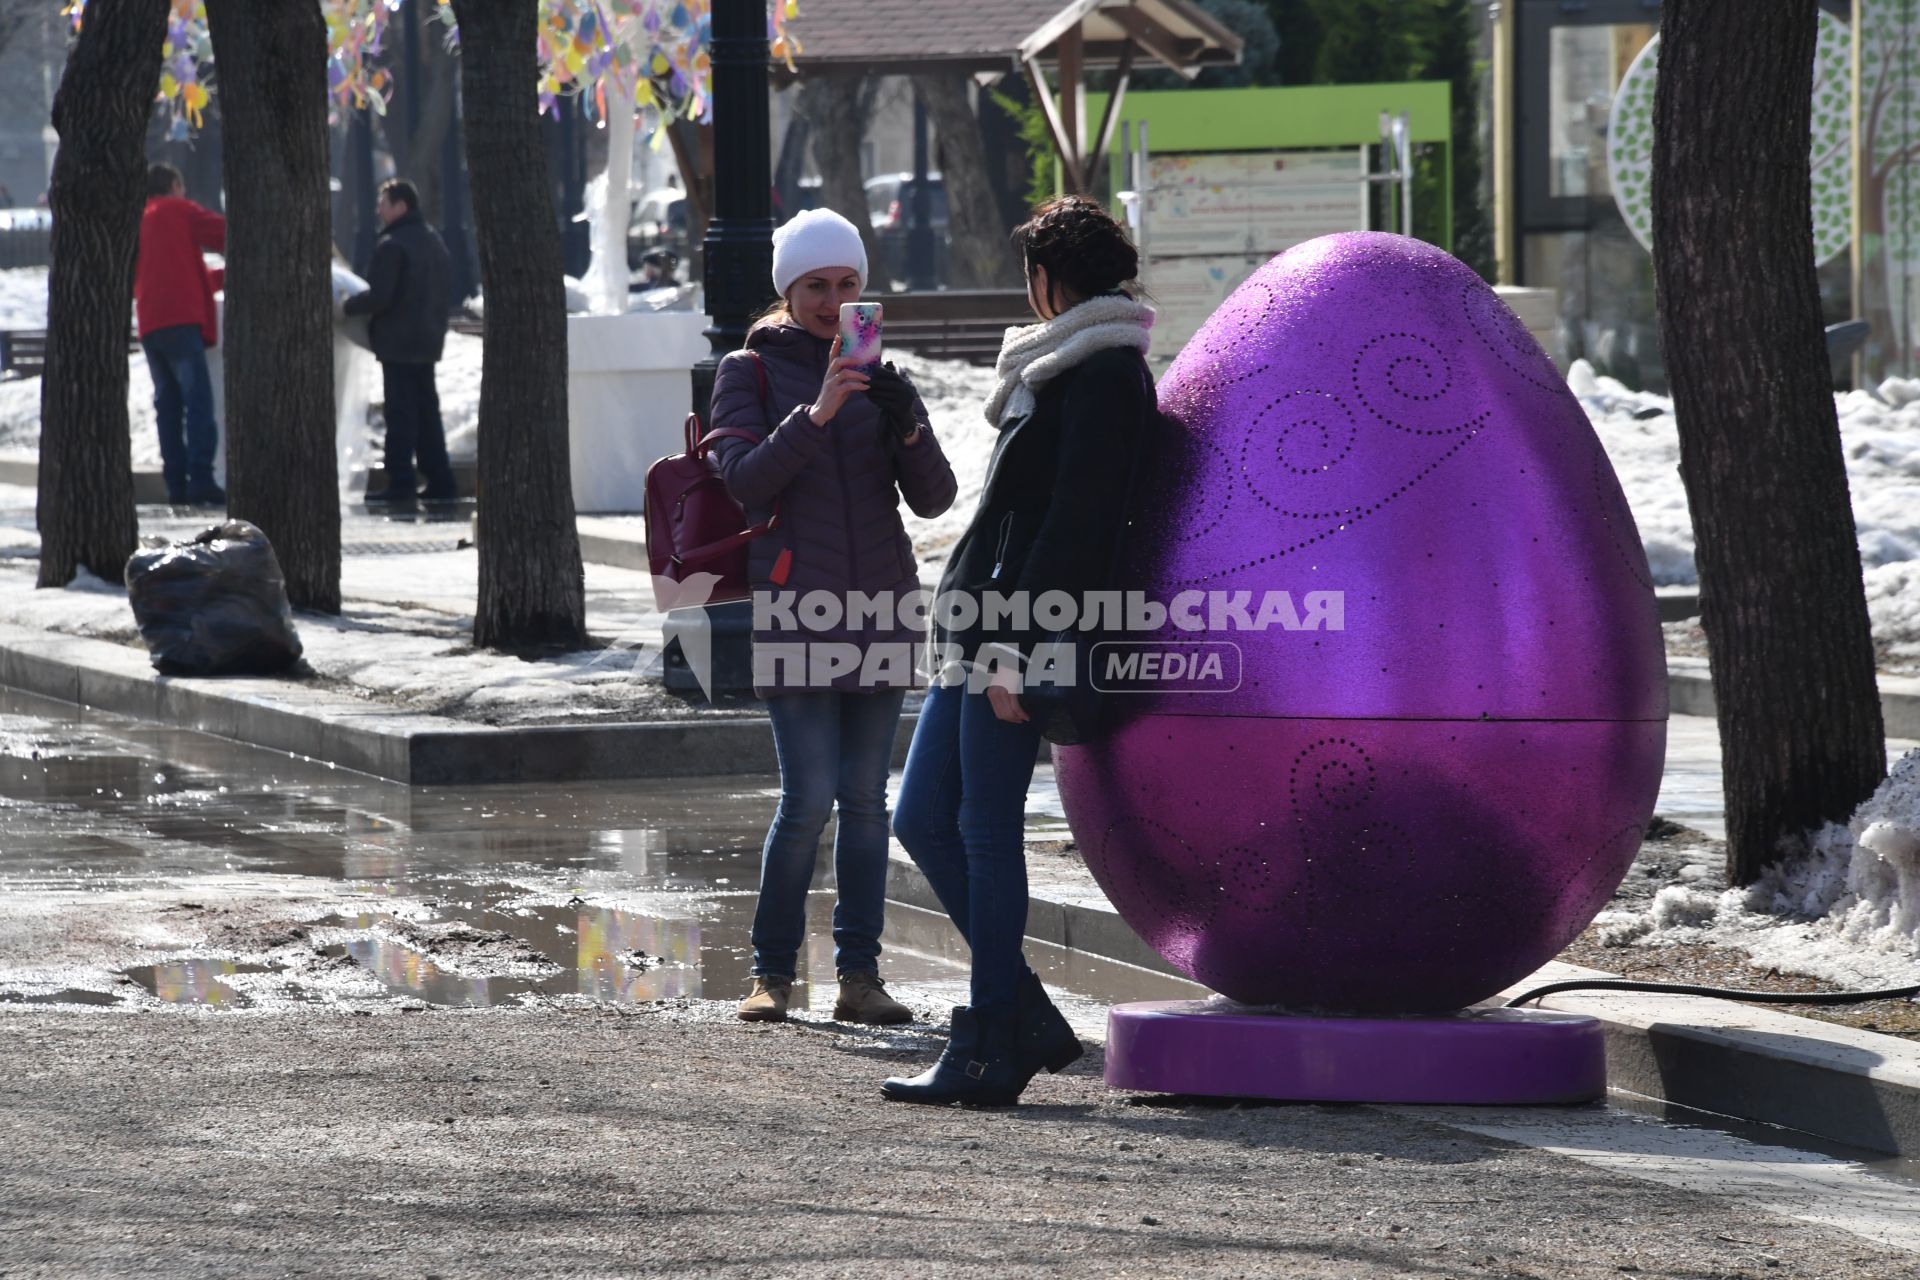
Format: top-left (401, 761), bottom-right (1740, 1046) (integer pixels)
top-left (885, 197), bottom-right (1158, 1106)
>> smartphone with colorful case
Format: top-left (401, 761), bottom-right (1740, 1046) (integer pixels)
top-left (839, 301), bottom-right (883, 371)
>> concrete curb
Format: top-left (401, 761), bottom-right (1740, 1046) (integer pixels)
top-left (0, 451), bottom-right (172, 505)
top-left (12, 619), bottom-right (1917, 784)
top-left (887, 847), bottom-right (1179, 981)
top-left (1654, 587), bottom-right (1700, 622)
top-left (885, 847), bottom-right (1920, 1158)
top-left (1668, 656), bottom-right (1920, 738)
top-left (0, 622), bottom-right (932, 784)
top-left (1516, 961), bottom-right (1920, 1159)
top-left (576, 518), bottom-right (650, 572)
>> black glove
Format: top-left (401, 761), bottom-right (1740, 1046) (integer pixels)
top-left (865, 361), bottom-right (920, 443)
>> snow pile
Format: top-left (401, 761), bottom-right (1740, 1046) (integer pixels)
top-left (1864, 561), bottom-right (1920, 672)
top-left (0, 266), bottom-right (48, 329)
top-left (1597, 749), bottom-right (1920, 989)
top-left (1575, 359), bottom-right (1920, 589)
top-left (0, 541), bottom-right (769, 727)
top-left (891, 347), bottom-right (1000, 572)
top-left (0, 264), bottom-right (479, 471)
top-left (0, 341), bottom-right (162, 465)
top-left (1753, 750), bottom-right (1920, 955)
top-left (431, 330), bottom-right (482, 459)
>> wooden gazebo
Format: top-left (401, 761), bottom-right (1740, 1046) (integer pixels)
top-left (784, 0), bottom-right (1244, 194)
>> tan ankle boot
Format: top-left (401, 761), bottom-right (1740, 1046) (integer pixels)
top-left (834, 970), bottom-right (913, 1025)
top-left (737, 976), bottom-right (792, 1022)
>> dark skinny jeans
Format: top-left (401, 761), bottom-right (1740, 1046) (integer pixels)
top-left (891, 681), bottom-right (1044, 1016)
top-left (380, 360), bottom-right (456, 496)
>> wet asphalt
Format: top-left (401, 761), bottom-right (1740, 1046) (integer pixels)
top-left (4, 686), bottom-right (1920, 1277)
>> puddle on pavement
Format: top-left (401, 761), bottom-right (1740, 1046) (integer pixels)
top-left (122, 960), bottom-right (278, 1007)
top-left (0, 988), bottom-right (122, 1007)
top-left (0, 686), bottom-right (1190, 1016)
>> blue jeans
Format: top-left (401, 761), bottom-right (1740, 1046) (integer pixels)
top-left (892, 682), bottom-right (1044, 1015)
top-left (751, 688), bottom-right (908, 979)
top-left (140, 324), bottom-right (219, 499)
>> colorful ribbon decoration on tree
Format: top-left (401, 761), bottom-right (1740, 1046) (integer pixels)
top-left (526, 0), bottom-right (800, 134)
top-left (64, 0), bottom-right (799, 137)
top-left (64, 0), bottom-right (213, 137)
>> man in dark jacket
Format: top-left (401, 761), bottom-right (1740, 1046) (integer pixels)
top-left (134, 163), bottom-right (226, 506)
top-left (343, 179), bottom-right (456, 504)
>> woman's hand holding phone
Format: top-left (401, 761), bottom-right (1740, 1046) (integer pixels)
top-left (809, 335), bottom-right (870, 426)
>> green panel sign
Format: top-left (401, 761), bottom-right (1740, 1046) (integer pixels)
top-left (1087, 83), bottom-right (1453, 154)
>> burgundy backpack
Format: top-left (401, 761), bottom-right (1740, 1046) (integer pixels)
top-left (645, 352), bottom-right (783, 604)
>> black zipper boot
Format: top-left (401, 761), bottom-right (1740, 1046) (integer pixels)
top-left (1016, 970), bottom-right (1083, 1084)
top-left (880, 1006), bottom-right (1023, 1106)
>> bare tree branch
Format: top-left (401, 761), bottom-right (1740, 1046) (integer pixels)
top-left (1872, 141), bottom-right (1920, 183)
top-left (796, 74), bottom-right (890, 292)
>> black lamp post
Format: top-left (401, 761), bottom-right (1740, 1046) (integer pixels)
top-left (349, 106), bottom-right (377, 274)
top-left (691, 0), bottom-right (776, 425)
top-left (668, 0), bottom-right (774, 701)
top-left (440, 90), bottom-right (477, 303)
top-left (558, 98), bottom-right (591, 278)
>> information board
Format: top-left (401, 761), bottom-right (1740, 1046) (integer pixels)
top-left (1143, 150), bottom-right (1367, 363)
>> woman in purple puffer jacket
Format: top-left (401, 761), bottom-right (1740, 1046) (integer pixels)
top-left (708, 208), bottom-right (958, 1026)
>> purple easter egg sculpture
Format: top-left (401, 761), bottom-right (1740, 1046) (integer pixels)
top-left (1054, 233), bottom-right (1667, 1014)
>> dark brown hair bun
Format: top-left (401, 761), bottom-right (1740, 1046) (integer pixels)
top-left (1012, 195), bottom-right (1140, 311)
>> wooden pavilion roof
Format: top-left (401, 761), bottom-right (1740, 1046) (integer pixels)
top-left (784, 0), bottom-right (1244, 80)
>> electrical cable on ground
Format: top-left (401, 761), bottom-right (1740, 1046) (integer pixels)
top-left (1504, 978), bottom-right (1920, 1009)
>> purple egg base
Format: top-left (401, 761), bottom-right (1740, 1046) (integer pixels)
top-left (1105, 1001), bottom-right (1606, 1104)
top-left (1058, 714), bottom-right (1665, 1013)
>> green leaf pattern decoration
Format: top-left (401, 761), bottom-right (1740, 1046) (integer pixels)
top-left (1860, 0), bottom-right (1920, 375)
top-left (1865, 0), bottom-right (1920, 271)
top-left (1608, 10), bottom-right (1854, 266)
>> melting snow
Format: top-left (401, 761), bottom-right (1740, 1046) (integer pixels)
top-left (1597, 749), bottom-right (1920, 989)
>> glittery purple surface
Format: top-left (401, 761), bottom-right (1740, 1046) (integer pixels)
top-left (1104, 1003), bottom-right (1607, 1104)
top-left (1055, 233), bottom-right (1668, 1013)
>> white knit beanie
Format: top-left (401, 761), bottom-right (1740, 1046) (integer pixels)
top-left (771, 208), bottom-right (867, 297)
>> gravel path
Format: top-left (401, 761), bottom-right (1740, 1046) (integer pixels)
top-left (3, 1004), bottom-right (1915, 1279)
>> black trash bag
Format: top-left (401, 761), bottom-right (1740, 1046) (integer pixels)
top-left (124, 520), bottom-right (304, 676)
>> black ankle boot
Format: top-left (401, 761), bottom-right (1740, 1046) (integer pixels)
top-left (1016, 971), bottom-right (1083, 1082)
top-left (880, 1007), bottom-right (1023, 1106)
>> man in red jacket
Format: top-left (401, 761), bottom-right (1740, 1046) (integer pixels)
top-left (134, 163), bottom-right (226, 506)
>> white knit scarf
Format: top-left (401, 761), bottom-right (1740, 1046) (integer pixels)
top-left (983, 294), bottom-right (1155, 428)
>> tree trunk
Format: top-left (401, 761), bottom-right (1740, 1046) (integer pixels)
top-left (449, 0), bottom-right (586, 650)
top-left (36, 0), bottom-right (168, 589)
top-left (772, 106), bottom-right (812, 222)
top-left (918, 73), bottom-right (1018, 290)
top-left (797, 75), bottom-right (890, 293)
top-left (380, 2), bottom-right (456, 224)
top-left (589, 101), bottom-right (636, 314)
top-left (1651, 0), bottom-right (1886, 884)
top-left (204, 0), bottom-right (341, 613)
